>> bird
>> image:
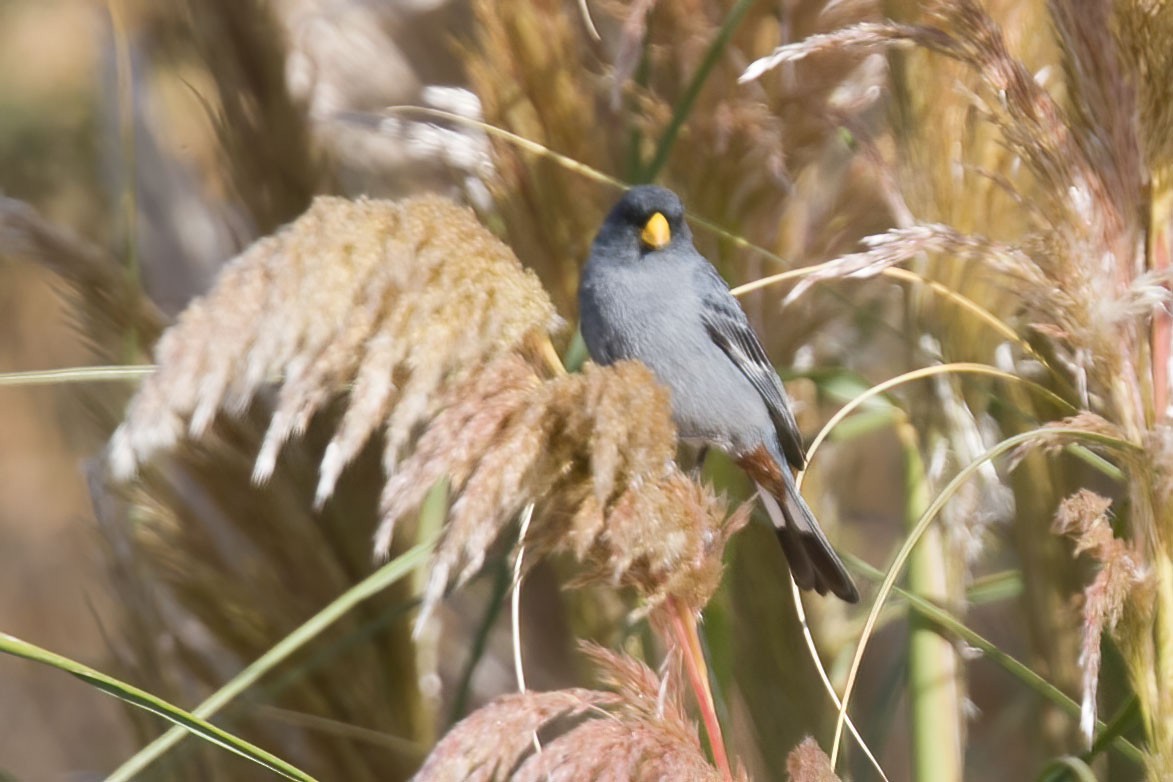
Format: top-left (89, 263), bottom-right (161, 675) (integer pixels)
top-left (578, 185), bottom-right (859, 602)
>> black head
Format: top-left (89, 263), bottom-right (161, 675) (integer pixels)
top-left (597, 185), bottom-right (693, 257)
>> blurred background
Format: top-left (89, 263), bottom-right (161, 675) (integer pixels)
top-left (0, 0), bottom-right (1151, 780)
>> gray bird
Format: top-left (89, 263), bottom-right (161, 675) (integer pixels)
top-left (579, 185), bottom-right (859, 602)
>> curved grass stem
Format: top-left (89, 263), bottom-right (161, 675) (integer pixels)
top-left (105, 541), bottom-right (435, 782)
top-left (787, 576), bottom-right (892, 782)
top-left (733, 265), bottom-right (1053, 373)
top-left (802, 362), bottom-right (1074, 475)
top-left (511, 503), bottom-right (541, 755)
top-left (845, 553), bottom-right (1143, 765)
top-left (829, 427), bottom-right (1141, 768)
top-left (0, 632), bottom-right (318, 782)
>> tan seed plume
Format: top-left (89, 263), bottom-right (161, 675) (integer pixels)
top-left (108, 195), bottom-right (560, 504)
top-left (413, 643), bottom-right (739, 782)
top-left (383, 359), bottom-right (745, 626)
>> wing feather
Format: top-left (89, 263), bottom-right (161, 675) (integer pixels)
top-left (700, 291), bottom-right (806, 470)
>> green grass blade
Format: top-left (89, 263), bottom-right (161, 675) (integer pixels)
top-left (966, 570), bottom-right (1023, 604)
top-left (640, 0), bottom-right (756, 182)
top-left (0, 365), bottom-right (154, 386)
top-left (845, 556), bottom-right (1144, 764)
top-left (1037, 756), bottom-right (1099, 782)
top-left (1087, 696), bottom-right (1140, 760)
top-left (450, 558), bottom-right (511, 723)
top-left (105, 541), bottom-right (434, 782)
top-left (0, 632), bottom-right (317, 782)
top-left (831, 425), bottom-right (1141, 768)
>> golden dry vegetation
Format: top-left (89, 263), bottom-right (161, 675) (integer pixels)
top-left (2, 1), bottom-right (1171, 781)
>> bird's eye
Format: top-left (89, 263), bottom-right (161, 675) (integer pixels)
top-left (639, 212), bottom-right (671, 250)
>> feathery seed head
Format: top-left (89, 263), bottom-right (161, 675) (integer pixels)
top-left (1054, 489), bottom-right (1147, 743)
top-left (108, 194), bottom-right (559, 496)
top-left (392, 359), bottom-right (742, 625)
top-left (786, 736), bottom-right (842, 782)
top-left (414, 644), bottom-right (734, 782)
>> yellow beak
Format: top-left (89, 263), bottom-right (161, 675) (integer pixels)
top-left (640, 212), bottom-right (671, 250)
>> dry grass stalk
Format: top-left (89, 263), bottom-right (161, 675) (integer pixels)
top-left (1115, 0), bottom-right (1173, 182)
top-left (463, 0), bottom-right (618, 315)
top-left (782, 222), bottom-right (1042, 305)
top-left (414, 643), bottom-right (737, 782)
top-left (1053, 490), bottom-right (1147, 743)
top-left (740, 22), bottom-right (946, 84)
top-left (928, 1), bottom-right (1147, 418)
top-left (907, 1), bottom-right (1169, 769)
top-left (745, 2), bottom-right (1150, 392)
top-left (872, 5), bottom-right (1085, 761)
top-left (382, 357), bottom-right (748, 626)
top-left (1115, 1), bottom-right (1173, 418)
top-left (177, 0), bottom-right (320, 233)
top-left (0, 196), bottom-right (164, 353)
top-left (949, 2), bottom-right (1173, 771)
top-left (745, 0), bottom-right (1170, 769)
top-left (1008, 413), bottom-right (1129, 467)
top-left (743, 0), bottom-right (1166, 603)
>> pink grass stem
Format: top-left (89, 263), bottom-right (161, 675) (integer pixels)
top-left (668, 597), bottom-right (733, 782)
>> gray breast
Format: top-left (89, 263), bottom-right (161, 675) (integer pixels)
top-left (580, 262), bottom-right (772, 455)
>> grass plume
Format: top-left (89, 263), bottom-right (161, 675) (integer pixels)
top-left (383, 357), bottom-right (748, 626)
top-left (1053, 489), bottom-right (1148, 743)
top-left (414, 643), bottom-right (738, 782)
top-left (107, 194), bottom-right (558, 498)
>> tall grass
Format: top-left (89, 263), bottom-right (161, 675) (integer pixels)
top-left (2, 0), bottom-right (1171, 780)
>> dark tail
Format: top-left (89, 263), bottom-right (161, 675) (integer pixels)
top-left (755, 477), bottom-right (859, 603)
top-left (736, 445), bottom-right (859, 602)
